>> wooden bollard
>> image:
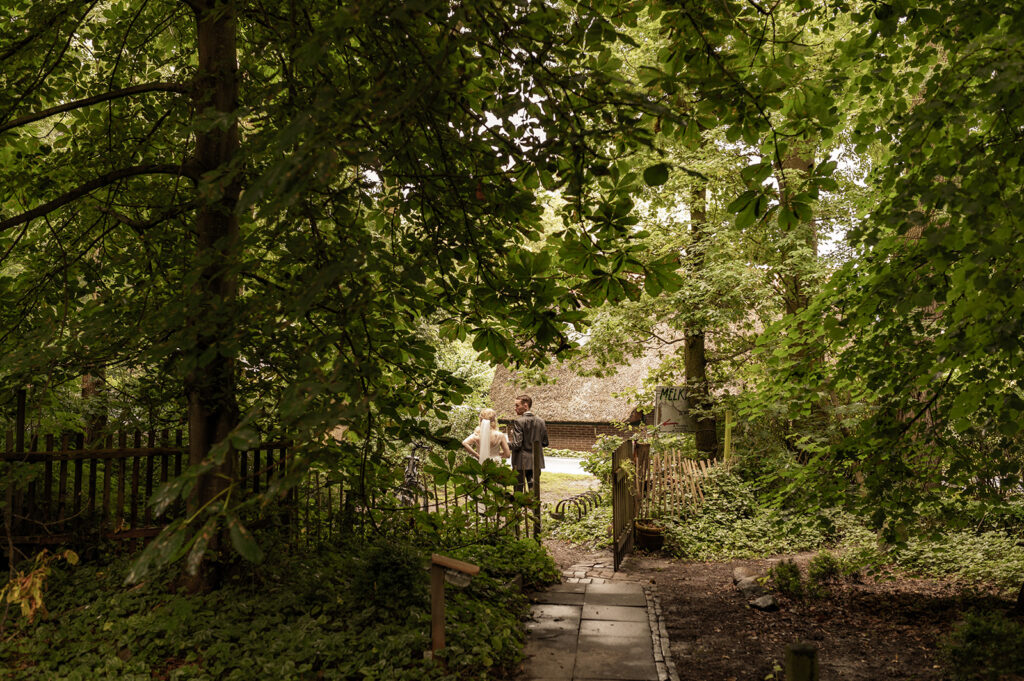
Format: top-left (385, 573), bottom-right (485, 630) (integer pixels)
top-left (785, 642), bottom-right (819, 681)
top-left (430, 554), bottom-right (480, 654)
top-left (532, 440), bottom-right (542, 539)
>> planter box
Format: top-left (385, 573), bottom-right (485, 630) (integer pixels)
top-left (634, 519), bottom-right (665, 551)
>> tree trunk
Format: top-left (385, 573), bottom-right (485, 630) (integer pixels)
top-left (686, 185), bottom-right (718, 457)
top-left (81, 368), bottom-right (106, 445)
top-left (183, 0), bottom-right (241, 591)
top-left (779, 146), bottom-right (816, 316)
top-left (778, 143), bottom-right (824, 461)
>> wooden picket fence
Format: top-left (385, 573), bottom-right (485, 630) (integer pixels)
top-left (411, 472), bottom-right (540, 541)
top-left (635, 449), bottom-right (719, 520)
top-left (294, 468), bottom-right (538, 546)
top-left (0, 429), bottom-right (290, 550)
top-left (1, 431), bottom-right (537, 561)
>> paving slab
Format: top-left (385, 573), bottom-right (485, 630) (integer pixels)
top-left (522, 632), bottom-right (578, 678)
top-left (532, 591), bottom-right (586, 605)
top-left (519, 568), bottom-right (668, 681)
top-left (579, 619), bottom-right (651, 638)
top-left (576, 634), bottom-right (653, 656)
top-left (547, 583), bottom-right (588, 594)
top-left (531, 603), bottom-right (583, 622)
top-left (581, 604), bottom-right (649, 623)
top-left (573, 634), bottom-right (658, 680)
top-left (526, 617), bottom-right (580, 638)
top-left (585, 582), bottom-right (644, 596)
top-left (583, 591), bottom-right (647, 607)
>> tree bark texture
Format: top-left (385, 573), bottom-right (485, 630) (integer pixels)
top-left (81, 369), bottom-right (106, 445)
top-left (778, 143), bottom-right (827, 461)
top-left (686, 186), bottom-right (718, 457)
top-left (185, 0), bottom-right (241, 585)
top-left (779, 144), bottom-right (816, 316)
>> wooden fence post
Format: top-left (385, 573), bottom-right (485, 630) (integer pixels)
top-left (430, 554), bottom-right (479, 654)
top-left (723, 410), bottom-right (735, 461)
top-left (785, 642), bottom-right (818, 681)
top-left (532, 440), bottom-right (541, 540)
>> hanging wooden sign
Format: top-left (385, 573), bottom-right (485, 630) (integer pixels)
top-left (654, 386), bottom-right (697, 433)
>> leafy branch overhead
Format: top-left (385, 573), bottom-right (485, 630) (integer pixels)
top-left (2, 0), bottom-right (1022, 575)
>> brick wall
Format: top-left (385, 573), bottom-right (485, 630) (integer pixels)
top-left (540, 419), bottom-right (618, 450)
top-left (500, 414), bottom-right (654, 453)
top-left (546, 422), bottom-right (622, 452)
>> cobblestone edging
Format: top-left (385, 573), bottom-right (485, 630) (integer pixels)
top-left (644, 586), bottom-right (681, 681)
top-left (561, 559), bottom-right (616, 583)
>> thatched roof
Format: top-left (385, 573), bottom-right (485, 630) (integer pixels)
top-left (489, 349), bottom-right (668, 423)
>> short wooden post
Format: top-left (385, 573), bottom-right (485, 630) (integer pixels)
top-left (430, 554), bottom-right (480, 654)
top-left (723, 410), bottom-right (735, 461)
top-left (785, 642), bottom-right (819, 681)
top-left (532, 440), bottom-right (542, 539)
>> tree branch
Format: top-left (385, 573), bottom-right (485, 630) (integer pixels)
top-left (0, 164), bottom-right (196, 233)
top-left (896, 369), bottom-right (955, 442)
top-left (0, 2), bottom-right (82, 62)
top-left (0, 82), bottom-right (188, 134)
top-left (98, 201), bottom-right (197, 233)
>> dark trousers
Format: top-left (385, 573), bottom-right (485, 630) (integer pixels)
top-left (514, 468), bottom-right (534, 493)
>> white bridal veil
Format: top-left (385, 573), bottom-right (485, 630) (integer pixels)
top-left (479, 418), bottom-right (491, 461)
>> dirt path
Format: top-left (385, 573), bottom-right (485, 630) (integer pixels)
top-left (542, 541), bottom-right (1012, 681)
top-left (544, 538), bottom-right (605, 574)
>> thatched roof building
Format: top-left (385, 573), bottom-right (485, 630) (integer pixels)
top-left (489, 350), bottom-right (667, 452)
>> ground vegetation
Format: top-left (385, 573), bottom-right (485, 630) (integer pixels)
top-left (2, 533), bottom-right (558, 680)
top-left (3, 0), bottom-right (1024, 675)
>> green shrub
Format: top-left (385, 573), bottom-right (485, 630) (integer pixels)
top-left (807, 551), bottom-right (841, 585)
top-left (892, 530), bottom-right (1024, 589)
top-left (829, 518), bottom-right (885, 579)
top-left (456, 537), bottom-right (560, 591)
top-left (545, 448), bottom-right (588, 459)
top-left (662, 469), bottom-right (832, 560)
top-left (345, 540), bottom-right (428, 622)
top-left (941, 610), bottom-right (1024, 680)
top-left (769, 560), bottom-right (803, 599)
top-left (546, 503), bottom-right (612, 549)
top-left (581, 435), bottom-right (620, 490)
top-left (796, 515), bottom-right (1024, 592)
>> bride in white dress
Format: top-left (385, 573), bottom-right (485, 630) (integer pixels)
top-left (461, 408), bottom-right (512, 463)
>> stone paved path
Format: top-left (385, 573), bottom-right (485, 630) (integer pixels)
top-left (518, 555), bottom-right (679, 681)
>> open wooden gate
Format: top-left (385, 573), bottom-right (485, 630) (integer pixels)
top-left (611, 439), bottom-right (635, 571)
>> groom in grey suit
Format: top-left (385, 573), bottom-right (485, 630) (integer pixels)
top-left (509, 394), bottom-right (548, 493)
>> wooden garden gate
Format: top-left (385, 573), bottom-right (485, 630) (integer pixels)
top-left (611, 439), bottom-right (635, 571)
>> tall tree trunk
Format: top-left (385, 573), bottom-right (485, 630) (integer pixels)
top-left (777, 142), bottom-right (823, 461)
top-left (686, 185), bottom-right (718, 457)
top-left (779, 146), bottom-right (817, 316)
top-left (184, 0), bottom-right (240, 590)
top-left (81, 368), bottom-right (106, 445)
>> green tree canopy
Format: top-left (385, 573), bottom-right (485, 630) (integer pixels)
top-left (0, 0), bottom-right (681, 581)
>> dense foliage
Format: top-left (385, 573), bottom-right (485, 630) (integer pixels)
top-left (647, 468), bottom-right (1024, 592)
top-left (1, 534), bottom-right (555, 680)
top-left (662, 468), bottom-right (834, 561)
top-left (546, 504), bottom-right (613, 550)
top-left (4, 0), bottom-right (1023, 674)
top-left (1, 0), bottom-right (1022, 602)
top-left (0, 0), bottom-right (678, 580)
top-left (941, 610), bottom-right (1024, 681)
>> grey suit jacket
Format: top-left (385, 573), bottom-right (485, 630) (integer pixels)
top-left (509, 411), bottom-right (548, 471)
